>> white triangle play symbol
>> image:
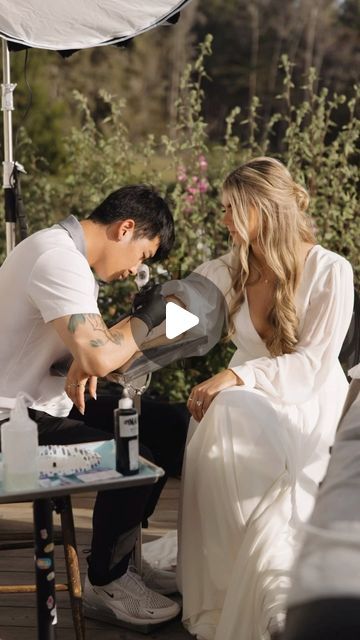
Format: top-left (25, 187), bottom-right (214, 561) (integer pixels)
top-left (165, 302), bottom-right (199, 340)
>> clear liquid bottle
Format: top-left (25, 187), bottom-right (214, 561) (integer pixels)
top-left (1, 394), bottom-right (39, 491)
top-left (114, 389), bottom-right (139, 475)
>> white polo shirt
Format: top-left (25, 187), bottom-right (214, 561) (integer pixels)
top-left (0, 223), bottom-right (100, 416)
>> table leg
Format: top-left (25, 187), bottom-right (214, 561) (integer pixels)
top-left (57, 496), bottom-right (85, 640)
top-left (33, 498), bottom-right (57, 640)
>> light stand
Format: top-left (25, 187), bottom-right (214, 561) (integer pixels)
top-left (1, 38), bottom-right (16, 255)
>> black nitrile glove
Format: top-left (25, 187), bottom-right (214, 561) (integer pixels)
top-left (132, 280), bottom-right (157, 312)
top-left (131, 283), bottom-right (166, 332)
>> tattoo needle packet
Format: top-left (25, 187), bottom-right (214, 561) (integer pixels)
top-left (77, 469), bottom-right (123, 483)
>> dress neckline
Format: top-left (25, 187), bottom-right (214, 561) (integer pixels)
top-left (244, 244), bottom-right (320, 344)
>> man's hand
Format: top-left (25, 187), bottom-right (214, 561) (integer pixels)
top-left (131, 283), bottom-right (166, 332)
top-left (187, 369), bottom-right (243, 422)
top-left (65, 360), bottom-right (98, 415)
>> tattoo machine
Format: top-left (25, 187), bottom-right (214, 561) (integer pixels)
top-left (131, 263), bottom-right (159, 311)
top-left (135, 264), bottom-right (150, 290)
top-left (134, 263), bottom-right (160, 295)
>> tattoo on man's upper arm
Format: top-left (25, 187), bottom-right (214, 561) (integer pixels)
top-left (67, 314), bottom-right (124, 348)
top-left (68, 314), bottom-right (88, 333)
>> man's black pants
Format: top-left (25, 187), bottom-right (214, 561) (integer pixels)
top-left (29, 395), bottom-right (189, 586)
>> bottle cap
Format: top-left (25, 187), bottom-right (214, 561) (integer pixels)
top-left (7, 393), bottom-right (37, 431)
top-left (118, 388), bottom-right (133, 409)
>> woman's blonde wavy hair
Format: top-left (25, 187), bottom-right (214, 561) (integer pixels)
top-left (223, 156), bottom-right (315, 356)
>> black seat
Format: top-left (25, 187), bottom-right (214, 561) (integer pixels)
top-left (339, 289), bottom-right (360, 376)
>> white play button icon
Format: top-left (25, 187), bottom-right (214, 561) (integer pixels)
top-left (165, 302), bottom-right (199, 340)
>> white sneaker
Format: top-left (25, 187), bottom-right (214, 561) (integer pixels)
top-left (83, 567), bottom-right (180, 627)
top-left (141, 558), bottom-right (178, 595)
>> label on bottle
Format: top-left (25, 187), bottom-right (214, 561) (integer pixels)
top-left (128, 439), bottom-right (139, 471)
top-left (119, 413), bottom-right (138, 438)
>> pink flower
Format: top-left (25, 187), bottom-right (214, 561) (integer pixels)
top-left (177, 165), bottom-right (187, 182)
top-left (183, 200), bottom-right (194, 213)
top-left (198, 155), bottom-right (208, 171)
top-left (198, 179), bottom-right (209, 193)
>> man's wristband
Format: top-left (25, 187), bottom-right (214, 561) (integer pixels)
top-left (131, 311), bottom-right (153, 334)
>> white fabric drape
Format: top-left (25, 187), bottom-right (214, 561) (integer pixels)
top-left (0, 1), bottom-right (192, 50)
top-left (176, 245), bottom-right (354, 640)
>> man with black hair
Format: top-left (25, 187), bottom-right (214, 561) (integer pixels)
top-left (0, 185), bottom-right (181, 627)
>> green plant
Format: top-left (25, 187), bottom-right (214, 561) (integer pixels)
top-left (278, 57), bottom-right (359, 281)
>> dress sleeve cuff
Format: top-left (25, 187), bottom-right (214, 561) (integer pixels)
top-left (349, 363), bottom-right (360, 379)
top-left (229, 364), bottom-right (256, 388)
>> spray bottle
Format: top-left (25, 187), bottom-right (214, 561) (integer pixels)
top-left (1, 394), bottom-right (39, 491)
top-left (114, 388), bottom-right (139, 475)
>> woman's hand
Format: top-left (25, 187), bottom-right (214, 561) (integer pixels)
top-left (187, 369), bottom-right (243, 422)
top-left (65, 360), bottom-right (97, 415)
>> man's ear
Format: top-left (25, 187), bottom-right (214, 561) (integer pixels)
top-left (115, 219), bottom-right (135, 240)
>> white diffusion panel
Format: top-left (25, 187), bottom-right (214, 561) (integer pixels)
top-left (0, 0), bottom-right (191, 50)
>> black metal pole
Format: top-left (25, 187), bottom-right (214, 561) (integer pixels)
top-left (33, 498), bottom-right (57, 640)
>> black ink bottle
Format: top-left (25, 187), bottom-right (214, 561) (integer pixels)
top-left (114, 388), bottom-right (139, 475)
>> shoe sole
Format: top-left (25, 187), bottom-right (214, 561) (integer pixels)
top-left (83, 602), bottom-right (180, 631)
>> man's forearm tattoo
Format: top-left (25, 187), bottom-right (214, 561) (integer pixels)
top-left (68, 314), bottom-right (124, 347)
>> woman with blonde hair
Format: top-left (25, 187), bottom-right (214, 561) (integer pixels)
top-left (177, 157), bottom-right (354, 639)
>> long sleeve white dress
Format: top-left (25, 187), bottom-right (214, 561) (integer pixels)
top-left (176, 245), bottom-right (354, 640)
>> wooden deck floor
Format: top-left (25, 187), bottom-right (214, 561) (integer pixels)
top-left (0, 479), bottom-right (191, 640)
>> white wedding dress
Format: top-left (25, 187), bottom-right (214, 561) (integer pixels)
top-left (174, 245), bottom-right (354, 640)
